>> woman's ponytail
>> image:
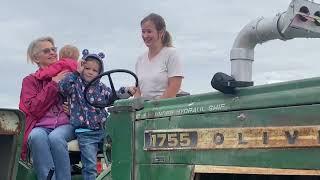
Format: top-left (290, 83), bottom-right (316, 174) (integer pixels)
top-left (163, 30), bottom-right (172, 47)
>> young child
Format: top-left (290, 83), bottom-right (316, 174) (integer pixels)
top-left (58, 49), bottom-right (135, 179)
top-left (34, 44), bottom-right (79, 80)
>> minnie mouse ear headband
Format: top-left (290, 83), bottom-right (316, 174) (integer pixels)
top-left (82, 49), bottom-right (106, 73)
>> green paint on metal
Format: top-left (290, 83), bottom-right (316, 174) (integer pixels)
top-left (0, 109), bottom-right (25, 180)
top-left (115, 77), bottom-right (320, 120)
top-left (11, 77), bottom-right (320, 179)
top-left (16, 162), bottom-right (36, 180)
top-left (106, 78), bottom-right (320, 178)
top-left (135, 164), bottom-right (194, 180)
top-left (134, 104), bottom-right (320, 170)
top-left (107, 111), bottom-right (135, 180)
top-left (96, 167), bottom-right (112, 180)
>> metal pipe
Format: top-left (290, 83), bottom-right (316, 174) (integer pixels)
top-left (230, 0), bottom-right (320, 82)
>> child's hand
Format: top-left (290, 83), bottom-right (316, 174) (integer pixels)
top-left (77, 60), bottom-right (85, 73)
top-left (63, 101), bottom-right (70, 115)
top-left (127, 86), bottom-right (138, 96)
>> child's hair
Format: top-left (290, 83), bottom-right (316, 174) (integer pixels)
top-left (59, 45), bottom-right (80, 60)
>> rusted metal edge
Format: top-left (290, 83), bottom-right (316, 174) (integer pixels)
top-left (194, 165), bottom-right (320, 176)
top-left (0, 108), bottom-right (24, 135)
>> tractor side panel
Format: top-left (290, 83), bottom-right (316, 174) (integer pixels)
top-left (135, 164), bottom-right (194, 180)
top-left (135, 104), bottom-right (320, 170)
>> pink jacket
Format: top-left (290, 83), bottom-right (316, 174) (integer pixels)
top-left (19, 74), bottom-right (69, 160)
top-left (34, 58), bottom-right (77, 80)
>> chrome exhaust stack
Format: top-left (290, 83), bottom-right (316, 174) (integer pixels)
top-left (230, 0), bottom-right (320, 83)
top-left (212, 0), bottom-right (320, 94)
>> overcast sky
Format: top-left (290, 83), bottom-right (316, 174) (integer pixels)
top-left (1, 0), bottom-right (320, 108)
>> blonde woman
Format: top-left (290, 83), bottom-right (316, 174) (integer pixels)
top-left (19, 36), bottom-right (74, 180)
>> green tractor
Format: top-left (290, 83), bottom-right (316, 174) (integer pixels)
top-left (3, 0), bottom-right (320, 179)
top-left (0, 109), bottom-right (24, 180)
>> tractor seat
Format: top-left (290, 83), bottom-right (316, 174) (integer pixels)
top-left (68, 139), bottom-right (80, 152)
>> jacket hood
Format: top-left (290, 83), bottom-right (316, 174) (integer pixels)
top-left (81, 49), bottom-right (105, 73)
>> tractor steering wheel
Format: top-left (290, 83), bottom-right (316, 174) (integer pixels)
top-left (84, 69), bottom-right (138, 108)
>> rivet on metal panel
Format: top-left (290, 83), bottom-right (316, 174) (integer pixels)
top-left (152, 156), bottom-right (166, 163)
top-left (232, 97), bottom-right (239, 102)
top-left (232, 97), bottom-right (240, 106)
top-left (237, 113), bottom-right (247, 121)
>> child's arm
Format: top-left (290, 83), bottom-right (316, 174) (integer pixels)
top-left (58, 72), bottom-right (79, 97)
top-left (34, 59), bottom-right (77, 80)
top-left (97, 85), bottom-right (136, 107)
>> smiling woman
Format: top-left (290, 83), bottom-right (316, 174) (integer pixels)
top-left (134, 13), bottom-right (184, 100)
top-left (19, 36), bottom-right (75, 180)
top-left (27, 37), bottom-right (57, 67)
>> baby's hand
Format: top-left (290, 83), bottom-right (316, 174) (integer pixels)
top-left (52, 70), bottom-right (69, 83)
top-left (63, 101), bottom-right (70, 115)
top-left (77, 60), bottom-right (85, 73)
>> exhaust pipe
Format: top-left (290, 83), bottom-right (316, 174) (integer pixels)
top-left (230, 0), bottom-right (320, 82)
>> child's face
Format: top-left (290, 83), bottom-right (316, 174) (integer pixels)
top-left (82, 60), bottom-right (100, 82)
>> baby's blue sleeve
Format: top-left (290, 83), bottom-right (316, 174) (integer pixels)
top-left (59, 72), bottom-right (79, 97)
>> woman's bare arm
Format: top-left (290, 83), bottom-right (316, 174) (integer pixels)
top-left (160, 76), bottom-right (183, 99)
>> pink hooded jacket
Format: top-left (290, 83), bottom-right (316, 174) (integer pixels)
top-left (34, 58), bottom-right (77, 80)
top-left (19, 74), bottom-right (69, 160)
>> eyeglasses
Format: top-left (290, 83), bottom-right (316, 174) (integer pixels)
top-left (38, 47), bottom-right (57, 54)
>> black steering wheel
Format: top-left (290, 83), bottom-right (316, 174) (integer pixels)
top-left (84, 69), bottom-right (138, 108)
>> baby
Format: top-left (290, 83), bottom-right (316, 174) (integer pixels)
top-left (34, 44), bottom-right (79, 80)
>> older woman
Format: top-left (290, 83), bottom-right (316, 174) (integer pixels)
top-left (19, 36), bottom-right (74, 180)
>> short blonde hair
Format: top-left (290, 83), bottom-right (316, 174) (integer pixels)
top-left (27, 36), bottom-right (55, 64)
top-left (59, 45), bottom-right (80, 60)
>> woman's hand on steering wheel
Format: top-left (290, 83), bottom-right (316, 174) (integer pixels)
top-left (127, 86), bottom-right (138, 96)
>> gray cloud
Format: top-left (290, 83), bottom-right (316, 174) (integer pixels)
top-left (1, 0), bottom-right (320, 108)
